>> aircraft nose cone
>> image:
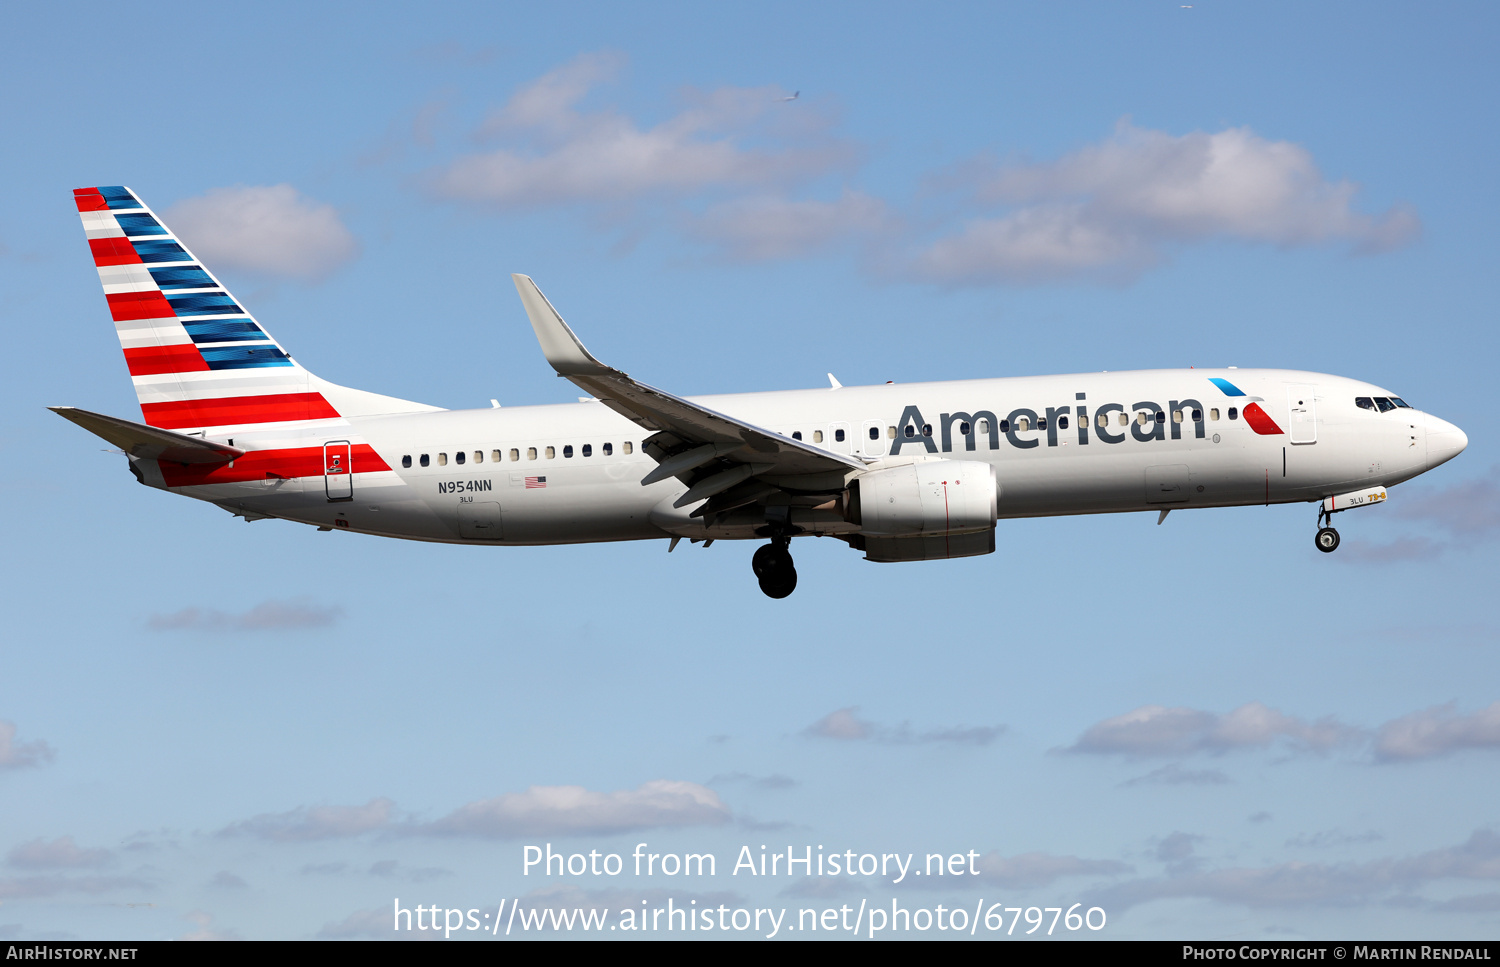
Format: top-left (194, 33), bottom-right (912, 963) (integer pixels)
top-left (1426, 414), bottom-right (1468, 470)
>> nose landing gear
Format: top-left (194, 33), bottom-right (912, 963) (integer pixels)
top-left (1314, 507), bottom-right (1340, 553)
top-left (752, 541), bottom-right (797, 598)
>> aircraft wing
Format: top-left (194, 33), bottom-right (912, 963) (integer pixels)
top-left (50, 406), bottom-right (245, 465)
top-left (513, 275), bottom-right (862, 512)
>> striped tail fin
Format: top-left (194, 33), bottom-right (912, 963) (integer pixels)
top-left (74, 185), bottom-right (438, 433)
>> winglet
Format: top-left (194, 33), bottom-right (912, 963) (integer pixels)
top-left (512, 274), bottom-right (608, 376)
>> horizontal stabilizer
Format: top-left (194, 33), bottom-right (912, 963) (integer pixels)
top-left (49, 406), bottom-right (245, 464)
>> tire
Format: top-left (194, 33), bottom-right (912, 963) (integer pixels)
top-left (1315, 527), bottom-right (1340, 553)
top-left (758, 566), bottom-right (798, 599)
top-left (751, 544), bottom-right (792, 578)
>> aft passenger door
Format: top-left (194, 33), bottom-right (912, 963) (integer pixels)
top-left (323, 440), bottom-right (352, 501)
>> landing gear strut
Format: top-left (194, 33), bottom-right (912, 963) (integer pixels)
top-left (752, 540), bottom-right (797, 598)
top-left (1314, 507), bottom-right (1340, 553)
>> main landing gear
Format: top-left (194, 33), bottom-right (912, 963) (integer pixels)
top-left (752, 541), bottom-right (797, 599)
top-left (1314, 507), bottom-right (1340, 553)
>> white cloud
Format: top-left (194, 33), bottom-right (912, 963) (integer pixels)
top-left (803, 707), bottom-right (1004, 746)
top-left (1095, 828), bottom-right (1500, 911)
top-left (179, 910), bottom-right (239, 942)
top-left (688, 191), bottom-right (890, 261)
top-left (804, 707), bottom-right (872, 740)
top-left (148, 598), bottom-right (341, 632)
top-left (0, 721), bottom-right (54, 770)
top-left (1122, 764), bottom-right (1231, 787)
top-left (164, 185), bottom-right (359, 282)
top-left (318, 907), bottom-right (393, 940)
top-left (427, 53), bottom-right (850, 209)
top-left (973, 850), bottom-right (1132, 888)
top-left (0, 874), bottom-right (147, 900)
top-left (220, 798), bottom-right (395, 842)
top-left (427, 781), bottom-right (730, 837)
top-left (909, 121), bottom-right (1420, 284)
top-left (1068, 702), bottom-right (1358, 757)
top-left (1388, 473), bottom-right (1500, 543)
top-left (7, 837), bottom-right (110, 871)
top-left (1375, 702), bottom-right (1500, 761)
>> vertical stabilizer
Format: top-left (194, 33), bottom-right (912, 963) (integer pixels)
top-left (74, 186), bottom-right (438, 433)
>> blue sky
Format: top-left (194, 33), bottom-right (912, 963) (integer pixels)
top-left (2, 1), bottom-right (1497, 940)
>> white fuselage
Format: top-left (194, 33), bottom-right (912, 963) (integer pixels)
top-left (135, 368), bottom-right (1465, 547)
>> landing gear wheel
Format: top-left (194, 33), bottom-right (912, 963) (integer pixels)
top-left (752, 543), bottom-right (797, 597)
top-left (751, 544), bottom-right (790, 578)
top-left (758, 566), bottom-right (798, 599)
top-left (1315, 527), bottom-right (1340, 553)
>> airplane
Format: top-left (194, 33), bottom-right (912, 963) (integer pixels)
top-left (55, 185), bottom-right (1469, 598)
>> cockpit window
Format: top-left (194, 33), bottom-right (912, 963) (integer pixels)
top-left (1355, 397), bottom-right (1375, 411)
top-left (1390, 397), bottom-right (1410, 408)
top-left (1375, 397), bottom-right (1396, 413)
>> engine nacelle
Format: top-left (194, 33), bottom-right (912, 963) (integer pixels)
top-left (849, 460), bottom-right (997, 537)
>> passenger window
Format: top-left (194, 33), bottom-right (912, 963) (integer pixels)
top-left (1210, 408), bottom-right (1220, 421)
top-left (976, 419), bottom-right (988, 434)
top-left (456, 451), bottom-right (466, 465)
top-left (792, 431), bottom-right (802, 441)
top-left (1155, 411), bottom-right (1166, 425)
top-left (563, 445), bottom-right (574, 458)
top-left (402, 455), bottom-right (412, 468)
top-left (582, 444), bottom-right (592, 457)
top-left (1355, 397), bottom-right (1375, 411)
top-left (1136, 412), bottom-right (1147, 426)
top-left (922, 424), bottom-right (932, 437)
top-left (492, 450), bottom-right (503, 462)
top-left (1172, 410), bottom-right (1184, 423)
top-left (1017, 417), bottom-right (1030, 432)
top-left (1095, 413), bottom-right (1107, 429)
top-left (813, 430), bottom-right (823, 443)
top-left (1228, 407), bottom-right (1239, 420)
top-left (438, 453), bottom-right (448, 466)
top-left (623, 442), bottom-right (633, 454)
top-left (474, 451), bottom-right (484, 464)
top-left (603, 443), bottom-right (613, 455)
top-left (546, 446), bottom-right (556, 459)
top-left (509, 449), bottom-right (519, 462)
top-left (959, 421), bottom-right (971, 436)
top-left (868, 426), bottom-right (878, 440)
top-left (1192, 408), bottom-right (1202, 422)
top-left (527, 447), bottom-right (538, 460)
top-left (887, 426), bottom-right (896, 439)
top-left (1000, 419), bottom-right (1011, 433)
top-left (1037, 418), bottom-right (1047, 431)
top-left (420, 454), bottom-right (430, 467)
top-left (835, 428), bottom-right (846, 442)
top-left (903, 425), bottom-right (915, 438)
top-left (1058, 416), bottom-right (1069, 429)
top-left (1118, 413), bottom-right (1128, 426)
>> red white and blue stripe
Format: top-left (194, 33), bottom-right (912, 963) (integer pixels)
top-left (74, 185), bottom-right (339, 432)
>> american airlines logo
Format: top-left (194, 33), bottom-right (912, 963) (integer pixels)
top-left (888, 380), bottom-right (1282, 456)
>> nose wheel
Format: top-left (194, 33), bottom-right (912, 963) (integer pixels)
top-left (1314, 507), bottom-right (1340, 553)
top-left (752, 542), bottom-right (797, 598)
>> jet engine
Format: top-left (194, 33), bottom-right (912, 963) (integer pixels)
top-left (848, 460), bottom-right (997, 536)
